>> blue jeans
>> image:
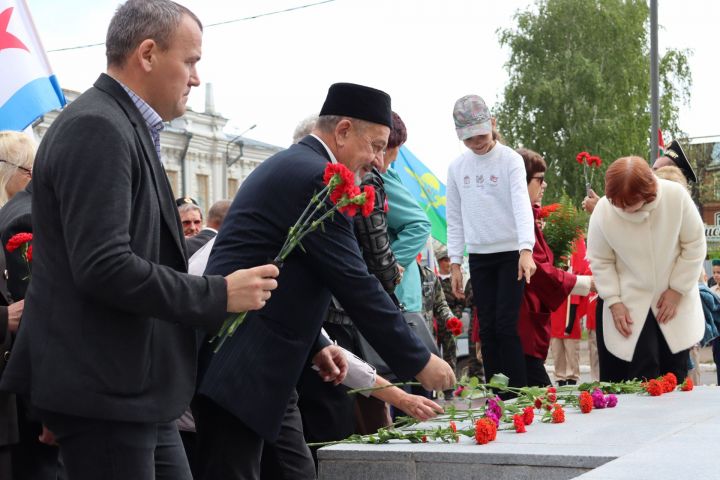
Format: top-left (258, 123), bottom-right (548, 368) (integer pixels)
top-left (39, 410), bottom-right (191, 480)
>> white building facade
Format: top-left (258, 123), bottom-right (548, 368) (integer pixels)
top-left (32, 88), bottom-right (284, 214)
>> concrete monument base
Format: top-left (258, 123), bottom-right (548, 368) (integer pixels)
top-left (318, 386), bottom-right (719, 480)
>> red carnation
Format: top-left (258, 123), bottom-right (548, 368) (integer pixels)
top-left (446, 317), bottom-right (463, 337)
top-left (579, 391), bottom-right (593, 414)
top-left (551, 405), bottom-right (565, 423)
top-left (538, 203), bottom-right (560, 219)
top-left (522, 406), bottom-right (534, 425)
top-left (421, 435), bottom-right (427, 443)
top-left (663, 373), bottom-right (678, 391)
top-left (449, 421), bottom-right (457, 433)
top-left (323, 163), bottom-right (354, 188)
top-left (337, 185), bottom-right (361, 217)
top-left (547, 387), bottom-right (557, 404)
top-left (644, 379), bottom-right (664, 396)
top-left (360, 185), bottom-right (376, 217)
top-left (513, 414), bottom-right (526, 433)
top-left (576, 151), bottom-right (590, 164)
top-left (534, 397), bottom-right (543, 409)
top-left (680, 377), bottom-right (694, 391)
top-left (324, 163), bottom-right (356, 205)
top-left (474, 418), bottom-right (497, 445)
top-left (26, 244), bottom-right (32, 262)
top-left (6, 232), bottom-right (33, 253)
top-left (588, 155), bottom-right (602, 167)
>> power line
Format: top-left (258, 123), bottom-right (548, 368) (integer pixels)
top-left (46, 0), bottom-right (339, 53)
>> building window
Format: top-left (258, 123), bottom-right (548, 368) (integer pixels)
top-left (228, 178), bottom-right (239, 197)
top-left (196, 173), bottom-right (209, 212)
top-left (166, 170), bottom-right (180, 197)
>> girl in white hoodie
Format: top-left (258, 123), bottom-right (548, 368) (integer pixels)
top-left (447, 95), bottom-right (536, 389)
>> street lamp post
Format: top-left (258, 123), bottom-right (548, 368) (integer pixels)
top-left (224, 124), bottom-right (256, 198)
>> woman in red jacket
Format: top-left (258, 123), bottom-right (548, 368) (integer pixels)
top-left (515, 149), bottom-right (594, 387)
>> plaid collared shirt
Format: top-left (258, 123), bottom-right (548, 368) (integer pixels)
top-left (118, 82), bottom-right (165, 162)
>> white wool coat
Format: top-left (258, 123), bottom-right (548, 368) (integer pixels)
top-left (587, 179), bottom-right (706, 361)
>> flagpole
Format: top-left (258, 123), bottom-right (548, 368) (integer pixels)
top-left (650, 0), bottom-right (659, 161)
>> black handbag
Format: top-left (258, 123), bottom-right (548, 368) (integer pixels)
top-left (357, 311), bottom-right (440, 380)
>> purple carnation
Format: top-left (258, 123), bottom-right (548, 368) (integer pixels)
top-left (605, 394), bottom-right (618, 408)
top-left (485, 411), bottom-right (500, 427)
top-left (591, 388), bottom-right (607, 409)
top-left (487, 397), bottom-right (502, 418)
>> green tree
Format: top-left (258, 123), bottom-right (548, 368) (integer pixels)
top-left (496, 0), bottom-right (692, 203)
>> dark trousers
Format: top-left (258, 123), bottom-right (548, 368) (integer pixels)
top-left (597, 303), bottom-right (689, 382)
top-left (525, 355), bottom-right (552, 387)
top-left (12, 399), bottom-right (64, 480)
top-left (39, 410), bottom-right (190, 480)
top-left (193, 392), bottom-right (315, 480)
top-left (469, 252), bottom-right (527, 388)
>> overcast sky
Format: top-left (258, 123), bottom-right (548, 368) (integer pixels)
top-left (26, 0), bottom-right (720, 182)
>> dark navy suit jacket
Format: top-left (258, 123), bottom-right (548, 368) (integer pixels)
top-left (197, 135), bottom-right (430, 441)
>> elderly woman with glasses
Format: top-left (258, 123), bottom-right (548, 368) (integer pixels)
top-left (0, 130), bottom-right (35, 477)
top-left (587, 156), bottom-right (706, 383)
top-left (514, 148), bottom-right (594, 387)
top-left (0, 131), bottom-right (34, 207)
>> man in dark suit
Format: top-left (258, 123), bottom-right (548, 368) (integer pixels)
top-left (0, 2), bottom-right (279, 479)
top-left (194, 83), bottom-right (456, 479)
top-left (187, 199), bottom-right (231, 257)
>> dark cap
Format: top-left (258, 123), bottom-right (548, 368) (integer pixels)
top-left (712, 259), bottom-right (720, 267)
top-left (176, 197), bottom-right (199, 207)
top-left (319, 83), bottom-right (392, 128)
top-left (663, 140), bottom-right (697, 183)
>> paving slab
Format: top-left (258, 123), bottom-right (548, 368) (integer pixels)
top-left (318, 386), bottom-right (720, 480)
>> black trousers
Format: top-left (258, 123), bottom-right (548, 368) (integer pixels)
top-left (597, 301), bottom-right (689, 382)
top-left (469, 252), bottom-right (527, 388)
top-left (193, 391), bottom-right (315, 480)
top-left (525, 355), bottom-right (552, 387)
top-left (39, 410), bottom-right (190, 480)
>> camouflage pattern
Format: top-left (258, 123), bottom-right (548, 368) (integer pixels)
top-left (419, 265), bottom-right (456, 371)
top-left (441, 275), bottom-right (465, 319)
top-left (439, 276), bottom-right (485, 381)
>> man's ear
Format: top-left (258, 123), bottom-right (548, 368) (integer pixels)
top-left (334, 119), bottom-right (352, 147)
top-left (136, 39), bottom-right (157, 73)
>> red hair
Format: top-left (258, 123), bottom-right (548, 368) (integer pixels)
top-left (604, 156), bottom-right (657, 208)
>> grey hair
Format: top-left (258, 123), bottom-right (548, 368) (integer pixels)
top-left (106, 0), bottom-right (202, 67)
top-left (315, 115), bottom-right (370, 135)
top-left (292, 114), bottom-right (319, 144)
top-left (178, 202), bottom-right (203, 219)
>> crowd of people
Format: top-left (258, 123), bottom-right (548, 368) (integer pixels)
top-left (0, 1), bottom-right (718, 479)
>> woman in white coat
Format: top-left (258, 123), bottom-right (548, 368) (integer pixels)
top-left (587, 156), bottom-right (706, 382)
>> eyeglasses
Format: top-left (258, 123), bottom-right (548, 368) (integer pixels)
top-left (531, 175), bottom-right (545, 183)
top-left (0, 159), bottom-right (32, 176)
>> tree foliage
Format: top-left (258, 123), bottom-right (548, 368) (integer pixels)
top-left (496, 0), bottom-right (692, 203)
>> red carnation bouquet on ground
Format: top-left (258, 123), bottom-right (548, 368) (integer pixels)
top-left (6, 232), bottom-right (33, 279)
top-left (211, 163), bottom-right (376, 352)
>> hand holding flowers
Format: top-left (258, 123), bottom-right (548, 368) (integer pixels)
top-left (211, 163), bottom-right (375, 352)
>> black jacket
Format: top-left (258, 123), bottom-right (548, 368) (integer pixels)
top-left (186, 228), bottom-right (217, 257)
top-left (197, 135), bottom-right (430, 442)
top-left (0, 74), bottom-right (228, 423)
